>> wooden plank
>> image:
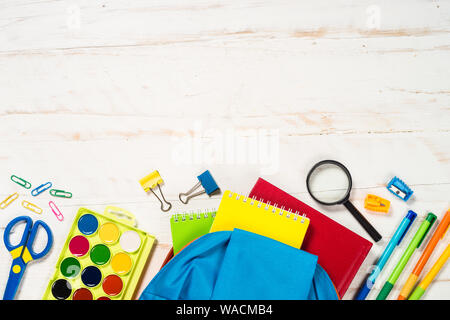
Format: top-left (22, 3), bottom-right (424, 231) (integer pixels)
top-left (1, 0), bottom-right (449, 52)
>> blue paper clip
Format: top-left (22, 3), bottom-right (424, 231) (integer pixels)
top-left (386, 176), bottom-right (413, 201)
top-left (31, 182), bottom-right (52, 197)
top-left (179, 170), bottom-right (220, 204)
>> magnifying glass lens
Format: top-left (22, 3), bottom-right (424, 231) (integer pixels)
top-left (307, 163), bottom-right (350, 204)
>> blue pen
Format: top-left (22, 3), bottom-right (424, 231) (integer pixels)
top-left (355, 210), bottom-right (417, 300)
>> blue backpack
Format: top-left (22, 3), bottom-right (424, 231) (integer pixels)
top-left (140, 229), bottom-right (339, 300)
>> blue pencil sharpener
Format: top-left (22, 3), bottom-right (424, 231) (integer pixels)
top-left (386, 176), bottom-right (413, 202)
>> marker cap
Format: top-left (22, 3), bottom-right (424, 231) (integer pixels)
top-left (398, 210), bottom-right (417, 245)
top-left (406, 210), bottom-right (417, 221)
top-left (417, 213), bottom-right (437, 248)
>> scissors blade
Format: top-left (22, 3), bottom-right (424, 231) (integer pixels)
top-left (3, 258), bottom-right (27, 300)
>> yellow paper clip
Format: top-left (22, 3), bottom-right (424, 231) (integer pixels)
top-left (139, 170), bottom-right (172, 212)
top-left (364, 194), bottom-right (390, 213)
top-left (0, 192), bottom-right (19, 209)
top-left (22, 200), bottom-right (43, 214)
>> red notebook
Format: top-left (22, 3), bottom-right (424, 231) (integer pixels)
top-left (249, 178), bottom-right (372, 298)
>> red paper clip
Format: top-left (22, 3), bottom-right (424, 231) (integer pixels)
top-left (49, 201), bottom-right (64, 221)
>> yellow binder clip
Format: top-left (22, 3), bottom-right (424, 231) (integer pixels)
top-left (364, 194), bottom-right (390, 213)
top-left (0, 192), bottom-right (19, 209)
top-left (22, 200), bottom-right (43, 214)
top-left (139, 170), bottom-right (172, 212)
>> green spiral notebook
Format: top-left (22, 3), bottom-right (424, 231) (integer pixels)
top-left (170, 210), bottom-right (216, 254)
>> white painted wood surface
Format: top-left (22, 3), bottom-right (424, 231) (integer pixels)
top-left (0, 0), bottom-right (449, 300)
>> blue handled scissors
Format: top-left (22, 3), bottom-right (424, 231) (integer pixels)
top-left (3, 216), bottom-right (53, 300)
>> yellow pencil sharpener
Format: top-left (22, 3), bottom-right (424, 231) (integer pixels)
top-left (364, 194), bottom-right (390, 214)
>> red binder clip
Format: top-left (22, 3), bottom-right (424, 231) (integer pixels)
top-left (364, 194), bottom-right (390, 213)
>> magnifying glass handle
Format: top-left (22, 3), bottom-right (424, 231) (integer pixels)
top-left (343, 200), bottom-right (382, 242)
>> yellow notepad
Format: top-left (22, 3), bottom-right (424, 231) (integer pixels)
top-left (210, 190), bottom-right (310, 248)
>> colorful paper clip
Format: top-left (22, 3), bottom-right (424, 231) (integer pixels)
top-left (364, 194), bottom-right (391, 213)
top-left (387, 176), bottom-right (413, 201)
top-left (10, 175), bottom-right (32, 189)
top-left (139, 170), bottom-right (172, 212)
top-left (49, 201), bottom-right (64, 221)
top-left (179, 170), bottom-right (220, 204)
top-left (49, 189), bottom-right (72, 198)
top-left (0, 192), bottom-right (19, 209)
top-left (22, 200), bottom-right (43, 214)
top-left (31, 182), bottom-right (52, 197)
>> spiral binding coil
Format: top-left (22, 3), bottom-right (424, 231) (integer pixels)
top-left (227, 192), bottom-right (307, 223)
top-left (172, 209), bottom-right (217, 223)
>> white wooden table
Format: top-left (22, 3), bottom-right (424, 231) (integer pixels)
top-left (0, 0), bottom-right (449, 300)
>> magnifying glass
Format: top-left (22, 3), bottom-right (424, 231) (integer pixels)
top-left (306, 160), bottom-right (382, 242)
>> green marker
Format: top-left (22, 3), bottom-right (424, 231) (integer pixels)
top-left (376, 212), bottom-right (437, 300)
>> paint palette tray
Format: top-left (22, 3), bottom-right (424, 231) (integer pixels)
top-left (43, 207), bottom-right (155, 300)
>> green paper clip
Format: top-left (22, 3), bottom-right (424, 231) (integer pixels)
top-left (49, 189), bottom-right (72, 198)
top-left (10, 175), bottom-right (32, 189)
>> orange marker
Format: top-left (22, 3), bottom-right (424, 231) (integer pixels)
top-left (398, 210), bottom-right (450, 300)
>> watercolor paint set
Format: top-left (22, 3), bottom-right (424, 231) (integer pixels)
top-left (42, 207), bottom-right (155, 300)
